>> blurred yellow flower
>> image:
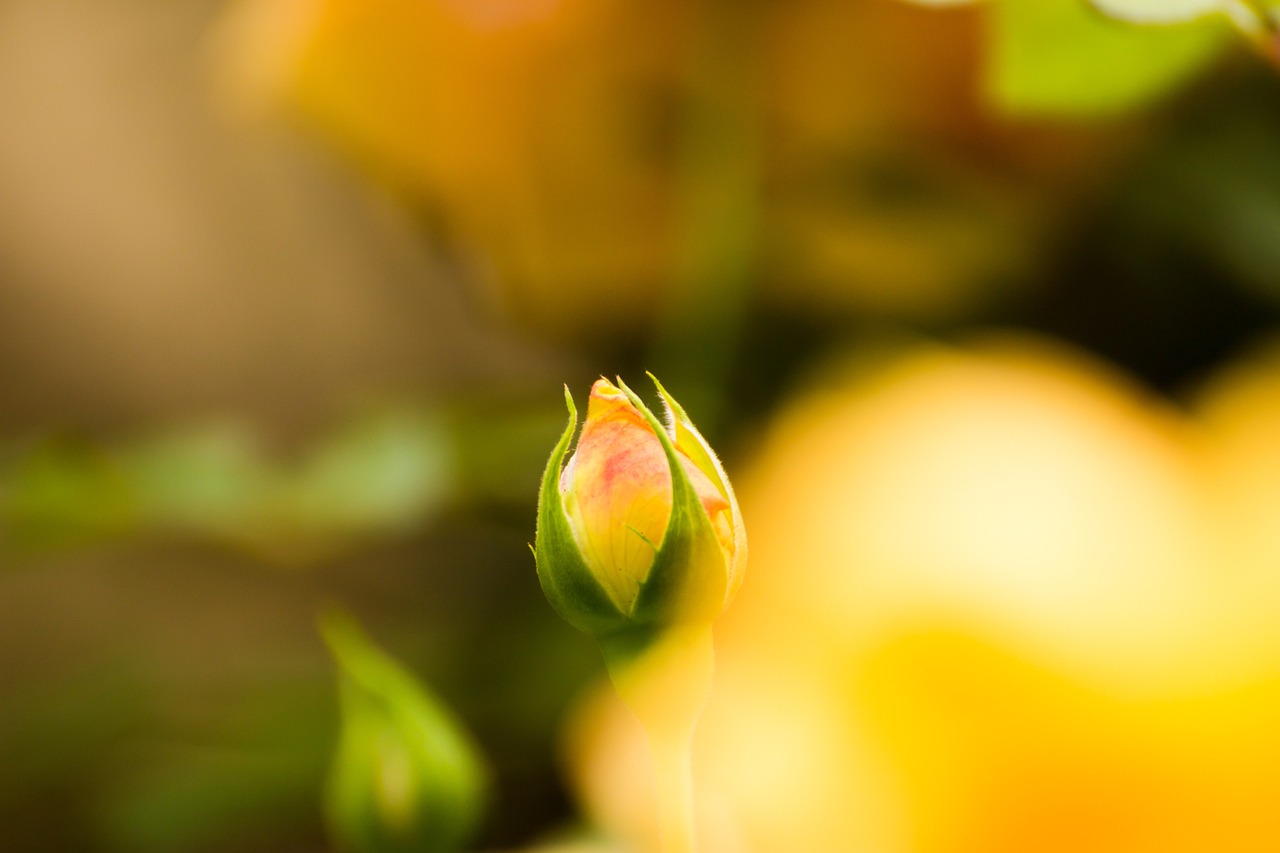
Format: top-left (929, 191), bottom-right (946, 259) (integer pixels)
top-left (565, 335), bottom-right (1280, 852)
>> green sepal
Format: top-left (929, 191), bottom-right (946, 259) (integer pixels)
top-left (533, 386), bottom-right (629, 636)
top-left (649, 372), bottom-right (747, 606)
top-left (617, 379), bottom-right (729, 628)
top-left (596, 624), bottom-right (662, 674)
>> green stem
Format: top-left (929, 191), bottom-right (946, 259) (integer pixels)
top-left (648, 725), bottom-right (698, 853)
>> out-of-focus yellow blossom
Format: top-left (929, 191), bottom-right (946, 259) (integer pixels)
top-left (1195, 342), bottom-right (1280, 627)
top-left (212, 0), bottom-right (1110, 337)
top-left (566, 335), bottom-right (1280, 852)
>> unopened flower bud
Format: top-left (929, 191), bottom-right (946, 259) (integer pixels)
top-left (534, 376), bottom-right (746, 639)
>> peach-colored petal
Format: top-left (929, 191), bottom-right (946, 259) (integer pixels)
top-left (563, 378), bottom-right (730, 610)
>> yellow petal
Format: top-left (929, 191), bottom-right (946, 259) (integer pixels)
top-left (564, 379), bottom-right (729, 611)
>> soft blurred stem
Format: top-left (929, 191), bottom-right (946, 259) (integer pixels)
top-left (600, 626), bottom-right (716, 853)
top-left (652, 0), bottom-right (765, 434)
top-left (647, 727), bottom-right (698, 853)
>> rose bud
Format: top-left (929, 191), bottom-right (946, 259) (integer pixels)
top-left (534, 376), bottom-right (746, 641)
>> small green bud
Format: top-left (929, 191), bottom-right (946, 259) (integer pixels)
top-left (321, 611), bottom-right (486, 853)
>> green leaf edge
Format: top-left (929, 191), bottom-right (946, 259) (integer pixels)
top-left (533, 387), bottom-right (628, 636)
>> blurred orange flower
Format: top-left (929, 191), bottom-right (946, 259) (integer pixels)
top-left (212, 0), bottom-right (1109, 338)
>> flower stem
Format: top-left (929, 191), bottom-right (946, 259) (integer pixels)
top-left (648, 724), bottom-right (698, 853)
top-left (600, 626), bottom-right (716, 853)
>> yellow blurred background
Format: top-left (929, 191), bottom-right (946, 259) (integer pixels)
top-left (571, 336), bottom-right (1280, 852)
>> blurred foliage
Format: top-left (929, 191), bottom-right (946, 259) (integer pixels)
top-left (93, 684), bottom-right (333, 853)
top-left (0, 658), bottom-right (334, 852)
top-left (2, 412), bottom-right (450, 561)
top-left (0, 400), bottom-right (569, 562)
top-left (904, 0), bottom-right (1277, 116)
top-left (988, 0), bottom-right (1231, 116)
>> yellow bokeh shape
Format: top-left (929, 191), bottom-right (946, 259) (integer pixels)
top-left (568, 334), bottom-right (1280, 852)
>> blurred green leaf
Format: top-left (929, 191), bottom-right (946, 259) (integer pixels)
top-left (0, 665), bottom-right (150, 797)
top-left (120, 424), bottom-right (270, 537)
top-left (445, 397), bottom-right (571, 507)
top-left (1, 439), bottom-right (137, 549)
top-left (1, 407), bottom-right (458, 561)
top-left (98, 746), bottom-right (317, 853)
top-left (93, 683), bottom-right (334, 853)
top-left (991, 0), bottom-right (1231, 115)
top-left (289, 410), bottom-right (453, 534)
top-left (322, 610), bottom-right (487, 853)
